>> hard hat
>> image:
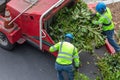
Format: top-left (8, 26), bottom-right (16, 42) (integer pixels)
top-left (65, 33), bottom-right (74, 40)
top-left (96, 2), bottom-right (106, 14)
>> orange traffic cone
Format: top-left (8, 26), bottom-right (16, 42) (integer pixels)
top-left (4, 8), bottom-right (14, 29)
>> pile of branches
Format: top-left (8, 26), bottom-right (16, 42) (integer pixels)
top-left (49, 0), bottom-right (105, 52)
top-left (97, 53), bottom-right (120, 80)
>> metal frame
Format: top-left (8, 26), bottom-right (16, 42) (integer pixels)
top-left (39, 0), bottom-right (65, 49)
top-left (8, 0), bottom-right (38, 25)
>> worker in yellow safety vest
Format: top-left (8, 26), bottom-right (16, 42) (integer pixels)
top-left (49, 33), bottom-right (80, 80)
top-left (91, 2), bottom-right (120, 53)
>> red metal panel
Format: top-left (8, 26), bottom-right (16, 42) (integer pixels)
top-left (7, 0), bottom-right (59, 15)
top-left (0, 25), bottom-right (22, 44)
top-left (21, 14), bottom-right (40, 36)
top-left (9, 27), bottom-right (22, 43)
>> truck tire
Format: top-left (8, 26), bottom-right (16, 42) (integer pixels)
top-left (0, 32), bottom-right (14, 50)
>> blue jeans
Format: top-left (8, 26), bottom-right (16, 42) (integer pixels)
top-left (103, 29), bottom-right (120, 52)
top-left (55, 63), bottom-right (74, 80)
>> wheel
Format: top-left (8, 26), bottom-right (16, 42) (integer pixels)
top-left (0, 32), bottom-right (14, 50)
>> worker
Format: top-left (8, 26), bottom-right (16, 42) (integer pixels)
top-left (91, 2), bottom-right (120, 53)
top-left (49, 33), bottom-right (80, 80)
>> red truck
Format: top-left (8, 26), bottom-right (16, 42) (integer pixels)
top-left (0, 0), bottom-right (79, 57)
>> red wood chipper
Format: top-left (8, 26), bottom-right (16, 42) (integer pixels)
top-left (0, 0), bottom-right (78, 57)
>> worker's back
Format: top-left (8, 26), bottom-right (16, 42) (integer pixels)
top-left (56, 41), bottom-right (75, 65)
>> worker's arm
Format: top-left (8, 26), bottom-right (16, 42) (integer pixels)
top-left (92, 14), bottom-right (104, 25)
top-left (49, 42), bottom-right (60, 52)
top-left (73, 48), bottom-right (80, 68)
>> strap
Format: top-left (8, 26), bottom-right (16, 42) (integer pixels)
top-left (57, 42), bottom-right (76, 61)
top-left (103, 22), bottom-right (111, 26)
top-left (59, 52), bottom-right (73, 57)
top-left (59, 41), bottom-right (63, 52)
top-left (72, 47), bottom-right (75, 55)
top-left (57, 56), bottom-right (72, 61)
top-left (51, 41), bottom-right (63, 51)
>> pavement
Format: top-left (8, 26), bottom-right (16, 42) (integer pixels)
top-left (0, 43), bottom-right (57, 80)
top-left (79, 46), bottom-right (106, 79)
top-left (0, 42), bottom-right (107, 80)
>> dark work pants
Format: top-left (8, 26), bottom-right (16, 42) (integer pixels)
top-left (102, 29), bottom-right (120, 52)
top-left (55, 63), bottom-right (74, 80)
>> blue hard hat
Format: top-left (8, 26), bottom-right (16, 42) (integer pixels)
top-left (96, 2), bottom-right (106, 14)
top-left (65, 33), bottom-right (73, 40)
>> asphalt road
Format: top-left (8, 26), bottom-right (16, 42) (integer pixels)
top-left (0, 41), bottom-right (107, 80)
top-left (0, 42), bottom-right (57, 80)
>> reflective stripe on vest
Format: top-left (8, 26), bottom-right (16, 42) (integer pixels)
top-left (73, 55), bottom-right (79, 58)
top-left (51, 46), bottom-right (57, 51)
top-left (102, 15), bottom-right (111, 26)
top-left (57, 56), bottom-right (72, 61)
top-left (57, 42), bottom-right (75, 61)
top-left (59, 52), bottom-right (73, 57)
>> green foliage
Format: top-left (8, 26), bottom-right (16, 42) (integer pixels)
top-left (96, 53), bottom-right (120, 80)
top-left (74, 71), bottom-right (90, 80)
top-left (49, 0), bottom-right (105, 52)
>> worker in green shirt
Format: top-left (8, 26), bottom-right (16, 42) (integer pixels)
top-left (49, 33), bottom-right (80, 80)
top-left (92, 2), bottom-right (120, 53)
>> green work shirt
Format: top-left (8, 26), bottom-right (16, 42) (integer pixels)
top-left (92, 7), bottom-right (114, 31)
top-left (49, 41), bottom-right (80, 67)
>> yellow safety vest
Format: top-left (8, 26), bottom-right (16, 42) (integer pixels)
top-left (49, 41), bottom-right (80, 67)
top-left (92, 7), bottom-right (114, 31)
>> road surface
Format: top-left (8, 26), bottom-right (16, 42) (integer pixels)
top-left (0, 41), bottom-right (107, 80)
top-left (0, 42), bottom-right (57, 80)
